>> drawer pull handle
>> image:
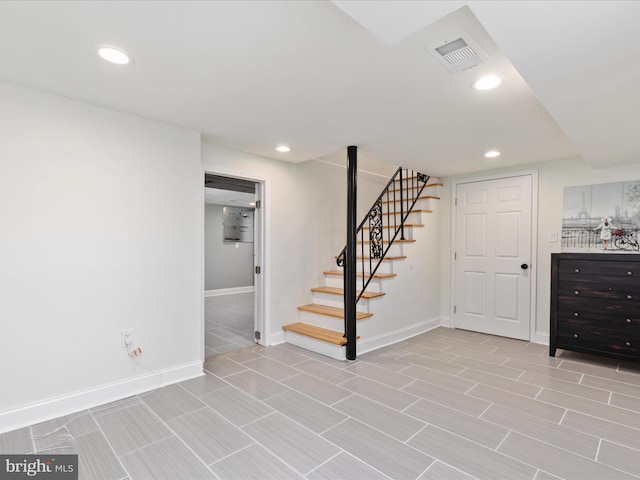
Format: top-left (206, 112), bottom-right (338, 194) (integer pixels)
top-left (628, 295), bottom-right (633, 300)
top-left (573, 333), bottom-right (579, 339)
top-left (575, 290), bottom-right (580, 295)
top-left (629, 271), bottom-right (634, 276)
top-left (627, 318), bottom-right (632, 324)
top-left (575, 268), bottom-right (580, 273)
top-left (574, 312), bottom-right (580, 317)
top-left (626, 341), bottom-right (632, 347)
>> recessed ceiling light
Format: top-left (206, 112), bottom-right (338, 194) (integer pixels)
top-left (97, 45), bottom-right (132, 65)
top-left (484, 150), bottom-right (501, 158)
top-left (276, 145), bottom-right (290, 153)
top-left (473, 75), bottom-right (502, 90)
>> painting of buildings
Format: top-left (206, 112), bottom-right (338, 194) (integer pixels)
top-left (562, 181), bottom-right (640, 250)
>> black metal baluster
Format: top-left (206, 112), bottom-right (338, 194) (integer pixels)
top-left (399, 169), bottom-right (405, 240)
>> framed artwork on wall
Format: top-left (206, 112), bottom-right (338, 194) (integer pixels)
top-left (562, 181), bottom-right (640, 252)
top-left (222, 206), bottom-right (254, 243)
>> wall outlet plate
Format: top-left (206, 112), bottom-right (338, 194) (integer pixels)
top-left (121, 329), bottom-right (133, 347)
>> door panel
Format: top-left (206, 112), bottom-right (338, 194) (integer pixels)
top-left (494, 273), bottom-right (518, 320)
top-left (464, 272), bottom-right (486, 315)
top-left (465, 214), bottom-right (487, 256)
top-left (454, 175), bottom-right (532, 340)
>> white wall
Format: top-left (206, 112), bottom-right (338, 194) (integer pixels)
top-left (0, 81), bottom-right (203, 432)
top-left (201, 143), bottom-right (390, 345)
top-left (204, 204), bottom-right (254, 291)
top-left (439, 157), bottom-right (640, 343)
top-left (357, 203), bottom-right (443, 353)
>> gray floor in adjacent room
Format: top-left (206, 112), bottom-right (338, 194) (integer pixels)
top-left (2, 327), bottom-right (640, 480)
top-left (204, 292), bottom-right (256, 357)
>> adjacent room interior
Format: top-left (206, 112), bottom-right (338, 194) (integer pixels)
top-left (203, 174), bottom-right (258, 357)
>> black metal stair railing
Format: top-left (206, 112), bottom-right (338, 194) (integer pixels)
top-left (336, 167), bottom-right (430, 302)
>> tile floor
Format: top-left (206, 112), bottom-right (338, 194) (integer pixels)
top-left (2, 327), bottom-right (640, 479)
top-left (204, 293), bottom-right (256, 357)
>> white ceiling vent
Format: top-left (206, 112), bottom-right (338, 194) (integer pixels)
top-left (426, 33), bottom-right (489, 74)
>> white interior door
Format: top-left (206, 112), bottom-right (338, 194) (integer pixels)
top-left (454, 175), bottom-right (532, 340)
top-left (253, 182), bottom-right (265, 345)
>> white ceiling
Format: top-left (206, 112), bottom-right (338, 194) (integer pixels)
top-left (0, 1), bottom-right (638, 177)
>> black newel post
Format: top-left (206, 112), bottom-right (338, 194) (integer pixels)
top-left (344, 145), bottom-right (358, 360)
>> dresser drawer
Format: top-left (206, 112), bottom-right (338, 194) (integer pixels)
top-left (557, 273), bottom-right (640, 288)
top-left (558, 260), bottom-right (640, 277)
top-left (557, 329), bottom-right (639, 357)
top-left (557, 274), bottom-right (640, 299)
top-left (558, 287), bottom-right (640, 302)
top-left (557, 309), bottom-right (640, 329)
top-left (557, 318), bottom-right (640, 340)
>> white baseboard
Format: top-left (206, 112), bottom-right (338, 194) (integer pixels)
top-left (269, 330), bottom-right (285, 347)
top-left (204, 286), bottom-right (255, 297)
top-left (284, 331), bottom-right (346, 361)
top-left (533, 332), bottom-right (550, 345)
top-left (357, 317), bottom-right (441, 355)
top-left (0, 361), bottom-right (203, 434)
top-left (439, 315), bottom-right (452, 328)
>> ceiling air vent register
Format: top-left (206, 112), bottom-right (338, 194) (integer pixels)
top-left (426, 33), bottom-right (489, 74)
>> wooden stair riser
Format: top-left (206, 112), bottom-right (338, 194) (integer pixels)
top-left (353, 242), bottom-right (405, 258)
top-left (297, 310), bottom-right (354, 331)
top-left (310, 291), bottom-right (372, 313)
top-left (311, 286), bottom-right (385, 298)
top-left (338, 259), bottom-right (400, 275)
top-left (283, 330), bottom-right (345, 360)
top-left (393, 178), bottom-right (441, 188)
top-left (338, 262), bottom-right (393, 275)
top-left (359, 230), bottom-right (416, 242)
top-left (381, 210), bottom-right (431, 223)
top-left (323, 270), bottom-right (397, 280)
top-left (381, 197), bottom-right (437, 210)
top-left (324, 275), bottom-right (384, 292)
top-left (388, 186), bottom-right (442, 198)
top-left (362, 223), bottom-right (423, 230)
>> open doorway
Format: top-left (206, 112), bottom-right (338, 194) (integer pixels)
top-left (203, 173), bottom-right (264, 358)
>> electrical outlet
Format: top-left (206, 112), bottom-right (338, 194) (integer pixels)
top-left (121, 329), bottom-right (133, 347)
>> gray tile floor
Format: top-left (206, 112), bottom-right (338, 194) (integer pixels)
top-left (3, 327), bottom-right (640, 479)
top-left (204, 292), bottom-right (256, 357)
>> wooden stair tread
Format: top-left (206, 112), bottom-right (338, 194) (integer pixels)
top-left (362, 223), bottom-right (424, 229)
top-left (283, 323), bottom-right (355, 345)
top-left (381, 209), bottom-right (432, 215)
top-left (382, 195), bottom-right (440, 204)
top-left (335, 255), bottom-right (406, 261)
top-left (297, 304), bottom-right (374, 320)
top-left (358, 239), bottom-right (416, 244)
top-left (311, 286), bottom-right (385, 299)
top-left (389, 182), bottom-right (444, 192)
top-left (323, 270), bottom-right (397, 279)
top-left (393, 177), bottom-right (443, 187)
top-left (357, 255), bottom-right (406, 260)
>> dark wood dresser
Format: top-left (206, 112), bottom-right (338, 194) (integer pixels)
top-left (550, 252), bottom-right (640, 360)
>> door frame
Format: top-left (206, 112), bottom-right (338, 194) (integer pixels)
top-left (450, 169), bottom-right (539, 342)
top-left (201, 166), bottom-right (270, 348)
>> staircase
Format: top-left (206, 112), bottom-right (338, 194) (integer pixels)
top-left (283, 168), bottom-right (442, 360)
